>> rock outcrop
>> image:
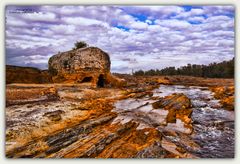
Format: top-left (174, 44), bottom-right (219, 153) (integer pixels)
top-left (48, 47), bottom-right (111, 86)
top-left (6, 65), bottom-right (52, 84)
top-left (6, 47), bottom-right (125, 87)
top-left (5, 73), bottom-right (234, 158)
top-left (152, 93), bottom-right (193, 129)
top-left (211, 86), bottom-right (234, 110)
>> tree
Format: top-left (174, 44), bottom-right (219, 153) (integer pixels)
top-left (132, 58), bottom-right (234, 78)
top-left (73, 41), bottom-right (88, 50)
top-left (133, 70), bottom-right (145, 76)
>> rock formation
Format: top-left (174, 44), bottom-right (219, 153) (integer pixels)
top-left (48, 47), bottom-right (111, 86)
top-left (6, 47), bottom-right (126, 87)
top-left (152, 93), bottom-right (193, 131)
top-left (6, 65), bottom-right (52, 84)
top-left (6, 76), bottom-right (235, 158)
top-left (211, 86), bottom-right (234, 110)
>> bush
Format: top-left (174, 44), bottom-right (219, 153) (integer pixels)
top-left (73, 41), bottom-right (88, 50)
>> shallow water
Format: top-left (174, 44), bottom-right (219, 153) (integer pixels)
top-left (113, 97), bottom-right (168, 130)
top-left (156, 85), bottom-right (234, 158)
top-left (113, 85), bottom-right (234, 158)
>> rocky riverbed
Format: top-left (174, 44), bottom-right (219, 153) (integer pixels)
top-left (5, 76), bottom-right (234, 158)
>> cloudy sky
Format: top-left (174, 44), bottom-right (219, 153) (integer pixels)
top-left (5, 5), bottom-right (234, 73)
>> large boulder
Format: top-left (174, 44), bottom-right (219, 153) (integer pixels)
top-left (48, 47), bottom-right (111, 86)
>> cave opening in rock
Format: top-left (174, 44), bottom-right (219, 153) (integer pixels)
top-left (97, 74), bottom-right (105, 87)
top-left (81, 77), bottom-right (93, 83)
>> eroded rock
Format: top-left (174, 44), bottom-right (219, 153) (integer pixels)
top-left (43, 110), bottom-right (65, 122)
top-left (152, 93), bottom-right (192, 125)
top-left (6, 65), bottom-right (52, 84)
top-left (48, 47), bottom-right (111, 86)
top-left (210, 86), bottom-right (234, 110)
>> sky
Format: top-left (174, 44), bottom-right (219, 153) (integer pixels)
top-left (5, 5), bottom-right (235, 73)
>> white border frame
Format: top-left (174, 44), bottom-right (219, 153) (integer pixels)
top-left (0, 0), bottom-right (239, 163)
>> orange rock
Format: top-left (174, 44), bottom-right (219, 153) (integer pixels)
top-left (211, 86), bottom-right (234, 110)
top-left (6, 65), bottom-right (52, 84)
top-left (157, 77), bottom-right (172, 85)
top-left (152, 93), bottom-right (192, 125)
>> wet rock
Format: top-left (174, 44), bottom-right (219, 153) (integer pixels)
top-left (161, 136), bottom-right (198, 158)
top-left (152, 98), bottom-right (164, 109)
top-left (211, 86), bottom-right (234, 110)
top-left (220, 96), bottom-right (234, 110)
top-left (152, 93), bottom-right (192, 124)
top-left (167, 108), bottom-right (176, 123)
top-left (132, 92), bottom-right (153, 99)
top-left (158, 128), bottom-right (178, 137)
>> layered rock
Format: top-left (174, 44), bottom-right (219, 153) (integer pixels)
top-left (5, 73), bottom-right (234, 158)
top-left (6, 65), bottom-right (52, 84)
top-left (7, 82), bottom-right (197, 158)
top-left (210, 86), bottom-right (234, 110)
top-left (48, 47), bottom-right (111, 86)
top-left (152, 93), bottom-right (193, 130)
top-left (6, 85), bottom-right (59, 106)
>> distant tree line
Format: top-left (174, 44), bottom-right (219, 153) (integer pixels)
top-left (133, 58), bottom-right (234, 78)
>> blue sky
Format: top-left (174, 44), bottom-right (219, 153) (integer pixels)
top-left (5, 5), bottom-right (234, 73)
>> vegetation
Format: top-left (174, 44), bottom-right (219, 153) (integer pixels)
top-left (133, 58), bottom-right (234, 78)
top-left (72, 41), bottom-right (88, 50)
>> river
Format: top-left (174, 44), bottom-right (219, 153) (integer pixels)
top-left (113, 85), bottom-right (235, 158)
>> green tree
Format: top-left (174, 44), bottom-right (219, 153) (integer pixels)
top-left (132, 58), bottom-right (234, 78)
top-left (133, 70), bottom-right (145, 76)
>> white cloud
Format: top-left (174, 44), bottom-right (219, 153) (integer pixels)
top-left (190, 8), bottom-right (204, 15)
top-left (127, 6), bottom-right (184, 18)
top-left (130, 21), bottom-right (148, 30)
top-left (203, 6), bottom-right (234, 16)
top-left (188, 16), bottom-right (205, 23)
top-left (190, 32), bottom-right (205, 39)
top-left (50, 25), bottom-right (76, 34)
top-left (210, 30), bottom-right (234, 37)
top-left (21, 12), bottom-right (57, 22)
top-left (63, 16), bottom-right (109, 28)
top-left (156, 19), bottom-right (191, 29)
top-left (5, 5), bottom-right (235, 73)
top-left (206, 15), bottom-right (232, 22)
top-left (148, 24), bottom-right (169, 32)
top-left (6, 16), bottom-right (27, 26)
